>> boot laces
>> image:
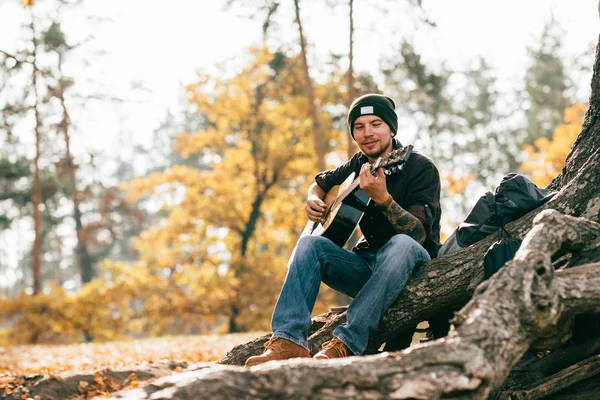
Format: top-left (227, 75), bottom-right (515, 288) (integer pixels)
top-left (321, 337), bottom-right (348, 358)
top-left (264, 337), bottom-right (284, 351)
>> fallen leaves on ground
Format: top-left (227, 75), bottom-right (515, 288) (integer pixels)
top-left (0, 332), bottom-right (261, 375)
top-left (0, 332), bottom-right (263, 399)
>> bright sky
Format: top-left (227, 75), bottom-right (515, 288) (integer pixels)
top-left (1, 0), bottom-right (598, 153)
top-left (0, 0), bottom-right (598, 284)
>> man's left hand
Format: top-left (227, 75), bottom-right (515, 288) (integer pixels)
top-left (359, 163), bottom-right (390, 204)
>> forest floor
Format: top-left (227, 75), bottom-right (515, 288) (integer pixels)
top-left (0, 332), bottom-right (263, 399)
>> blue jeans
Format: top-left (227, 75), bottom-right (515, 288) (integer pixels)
top-left (271, 234), bottom-right (430, 355)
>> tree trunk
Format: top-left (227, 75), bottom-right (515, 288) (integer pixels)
top-left (346, 0), bottom-right (357, 160)
top-left (338, 2), bottom-right (357, 304)
top-left (30, 14), bottom-right (42, 296)
top-left (57, 52), bottom-right (93, 284)
top-left (293, 0), bottom-right (326, 171)
top-left (228, 304), bottom-right (240, 333)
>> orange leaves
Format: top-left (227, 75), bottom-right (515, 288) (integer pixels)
top-left (1, 332), bottom-right (262, 375)
top-left (521, 103), bottom-right (587, 187)
top-left (442, 173), bottom-right (475, 197)
top-left (123, 372), bottom-right (139, 389)
top-left (1, 333), bottom-right (264, 399)
top-left (1, 375), bottom-right (24, 396)
top-left (76, 372), bottom-right (129, 398)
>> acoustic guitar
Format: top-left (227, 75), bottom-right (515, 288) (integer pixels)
top-left (302, 145), bottom-right (413, 247)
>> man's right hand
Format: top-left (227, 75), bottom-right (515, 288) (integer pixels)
top-left (305, 198), bottom-right (327, 222)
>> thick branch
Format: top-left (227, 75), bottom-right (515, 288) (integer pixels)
top-left (510, 354), bottom-right (600, 400)
top-left (556, 263), bottom-right (600, 313)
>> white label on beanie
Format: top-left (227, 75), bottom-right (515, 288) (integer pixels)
top-left (360, 106), bottom-right (373, 114)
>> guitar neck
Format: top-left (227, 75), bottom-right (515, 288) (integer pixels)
top-left (336, 178), bottom-right (361, 203)
top-left (336, 163), bottom-right (379, 203)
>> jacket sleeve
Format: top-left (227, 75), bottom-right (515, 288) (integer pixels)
top-left (403, 160), bottom-right (441, 238)
top-left (314, 153), bottom-right (360, 193)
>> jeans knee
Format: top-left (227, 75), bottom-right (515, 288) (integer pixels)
top-left (290, 235), bottom-right (334, 274)
top-left (376, 234), bottom-right (429, 272)
top-left (296, 235), bottom-right (330, 254)
top-left (386, 235), bottom-right (428, 257)
top-left (386, 234), bottom-right (417, 248)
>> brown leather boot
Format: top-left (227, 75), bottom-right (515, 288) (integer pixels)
top-left (245, 337), bottom-right (310, 367)
top-left (313, 337), bottom-right (352, 360)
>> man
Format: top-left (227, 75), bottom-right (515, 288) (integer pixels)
top-left (245, 93), bottom-right (441, 366)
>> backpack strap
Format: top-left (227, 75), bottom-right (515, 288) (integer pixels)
top-left (499, 225), bottom-right (511, 239)
top-left (485, 191), bottom-right (496, 219)
top-left (486, 191), bottom-right (511, 239)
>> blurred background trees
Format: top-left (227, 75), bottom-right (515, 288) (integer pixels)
top-left (0, 0), bottom-right (594, 344)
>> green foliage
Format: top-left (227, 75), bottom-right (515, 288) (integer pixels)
top-left (523, 16), bottom-right (570, 145)
top-left (383, 40), bottom-right (455, 161)
top-left (43, 22), bottom-right (68, 50)
top-left (0, 158), bottom-right (30, 182)
top-left (0, 157), bottom-right (31, 228)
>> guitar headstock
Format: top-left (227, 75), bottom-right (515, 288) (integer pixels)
top-left (372, 145), bottom-right (413, 174)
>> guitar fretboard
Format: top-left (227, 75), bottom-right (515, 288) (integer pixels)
top-left (331, 144), bottom-right (411, 207)
top-left (335, 164), bottom-right (377, 204)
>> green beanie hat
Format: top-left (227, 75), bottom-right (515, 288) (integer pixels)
top-left (347, 94), bottom-right (398, 139)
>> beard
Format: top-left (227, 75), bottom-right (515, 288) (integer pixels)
top-left (361, 135), bottom-right (393, 160)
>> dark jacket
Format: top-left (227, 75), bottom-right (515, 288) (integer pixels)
top-left (315, 139), bottom-right (441, 258)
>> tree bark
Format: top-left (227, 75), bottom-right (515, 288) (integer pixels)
top-left (509, 354), bottom-right (600, 400)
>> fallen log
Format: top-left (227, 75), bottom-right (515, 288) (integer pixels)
top-left (103, 210), bottom-right (600, 399)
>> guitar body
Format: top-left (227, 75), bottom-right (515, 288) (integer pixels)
top-left (302, 173), bottom-right (371, 247)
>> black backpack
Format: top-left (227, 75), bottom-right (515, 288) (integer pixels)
top-left (438, 173), bottom-right (557, 257)
top-left (483, 235), bottom-right (523, 280)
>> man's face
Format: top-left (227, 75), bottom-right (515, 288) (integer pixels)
top-left (353, 115), bottom-right (394, 160)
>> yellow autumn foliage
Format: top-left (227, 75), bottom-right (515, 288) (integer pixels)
top-left (1, 46), bottom-right (348, 343)
top-left (521, 103), bottom-right (587, 187)
top-left (112, 46), bottom-right (343, 334)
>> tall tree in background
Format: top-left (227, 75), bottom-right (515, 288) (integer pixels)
top-left (224, 0), bottom-right (327, 170)
top-left (345, 0), bottom-right (357, 159)
top-left (0, 0), bottom-right (126, 296)
top-left (117, 47), bottom-right (342, 333)
top-left (383, 40), bottom-right (455, 163)
top-left (44, 21), bottom-right (94, 284)
top-left (523, 16), bottom-right (570, 145)
top-left (293, 0), bottom-right (327, 171)
top-left (29, 8), bottom-right (43, 295)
